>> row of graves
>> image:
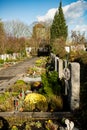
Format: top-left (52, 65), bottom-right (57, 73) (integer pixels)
top-left (0, 55), bottom-right (80, 130)
top-left (0, 53), bottom-right (21, 61)
top-left (51, 53), bottom-right (80, 111)
top-left (13, 54), bottom-right (80, 130)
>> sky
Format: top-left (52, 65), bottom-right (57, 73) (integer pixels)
top-left (0, 0), bottom-right (87, 37)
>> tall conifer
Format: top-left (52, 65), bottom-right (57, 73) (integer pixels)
top-left (50, 1), bottom-right (68, 41)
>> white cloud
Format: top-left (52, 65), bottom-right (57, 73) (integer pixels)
top-left (63, 0), bottom-right (87, 24)
top-left (37, 0), bottom-right (87, 35)
top-left (74, 24), bottom-right (87, 32)
top-left (37, 0), bottom-right (87, 22)
top-left (37, 8), bottom-right (57, 22)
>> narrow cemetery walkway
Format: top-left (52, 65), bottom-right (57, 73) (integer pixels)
top-left (0, 57), bottom-right (38, 92)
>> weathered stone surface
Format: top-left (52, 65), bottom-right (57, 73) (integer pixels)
top-left (63, 60), bottom-right (68, 68)
top-left (0, 112), bottom-right (72, 118)
top-left (21, 77), bottom-right (41, 82)
top-left (55, 56), bottom-right (59, 71)
top-left (58, 59), bottom-right (63, 79)
top-left (49, 53), bottom-right (80, 111)
top-left (69, 63), bottom-right (80, 110)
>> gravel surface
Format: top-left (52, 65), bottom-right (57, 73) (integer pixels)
top-left (0, 57), bottom-right (38, 92)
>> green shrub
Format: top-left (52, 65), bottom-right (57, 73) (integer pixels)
top-left (70, 51), bottom-right (87, 64)
top-left (11, 80), bottom-right (31, 93)
top-left (0, 59), bottom-right (4, 64)
top-left (0, 92), bottom-right (14, 111)
top-left (52, 38), bottom-right (67, 58)
top-left (35, 57), bottom-right (47, 67)
top-left (11, 125), bottom-right (18, 130)
top-left (5, 58), bottom-right (17, 63)
top-left (41, 71), bottom-right (61, 96)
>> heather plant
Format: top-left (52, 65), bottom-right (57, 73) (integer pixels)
top-left (48, 95), bottom-right (63, 111)
top-left (11, 126), bottom-right (18, 130)
top-left (10, 80), bottom-right (31, 93)
top-left (35, 57), bottom-right (47, 67)
top-left (23, 93), bottom-right (48, 112)
top-left (0, 92), bottom-right (14, 111)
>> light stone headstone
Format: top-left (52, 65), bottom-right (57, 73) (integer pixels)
top-left (63, 60), bottom-right (68, 68)
top-left (55, 56), bottom-right (59, 72)
top-left (50, 53), bottom-right (56, 62)
top-left (58, 59), bottom-right (63, 79)
top-left (69, 62), bottom-right (80, 110)
top-left (13, 53), bottom-right (17, 59)
top-left (1, 54), bottom-right (4, 60)
top-left (6, 54), bottom-right (10, 59)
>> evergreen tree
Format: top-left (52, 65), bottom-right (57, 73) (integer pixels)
top-left (50, 1), bottom-right (68, 41)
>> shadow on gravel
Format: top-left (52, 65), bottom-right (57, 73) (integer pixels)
top-left (0, 76), bottom-right (14, 80)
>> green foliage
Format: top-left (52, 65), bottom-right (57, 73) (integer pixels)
top-left (45, 120), bottom-right (58, 130)
top-left (0, 59), bottom-right (4, 64)
top-left (0, 92), bottom-right (13, 111)
top-left (79, 51), bottom-right (87, 64)
top-left (0, 93), bottom-right (8, 103)
top-left (35, 121), bottom-right (42, 128)
top-left (48, 95), bottom-right (63, 111)
top-left (41, 71), bottom-right (63, 111)
top-left (50, 1), bottom-right (68, 42)
top-left (5, 58), bottom-right (17, 63)
top-left (70, 51), bottom-right (87, 64)
top-left (52, 38), bottom-right (67, 58)
top-left (16, 80), bottom-right (25, 84)
top-left (10, 80), bottom-right (31, 93)
top-left (35, 57), bottom-right (47, 67)
top-left (41, 71), bottom-right (61, 96)
top-left (6, 49), bottom-right (14, 54)
top-left (11, 126), bottom-right (18, 130)
top-left (20, 49), bottom-right (26, 58)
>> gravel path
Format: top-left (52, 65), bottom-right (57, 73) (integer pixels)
top-left (0, 57), bottom-right (38, 92)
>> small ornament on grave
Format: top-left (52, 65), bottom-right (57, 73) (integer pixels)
top-left (65, 119), bottom-right (74, 130)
